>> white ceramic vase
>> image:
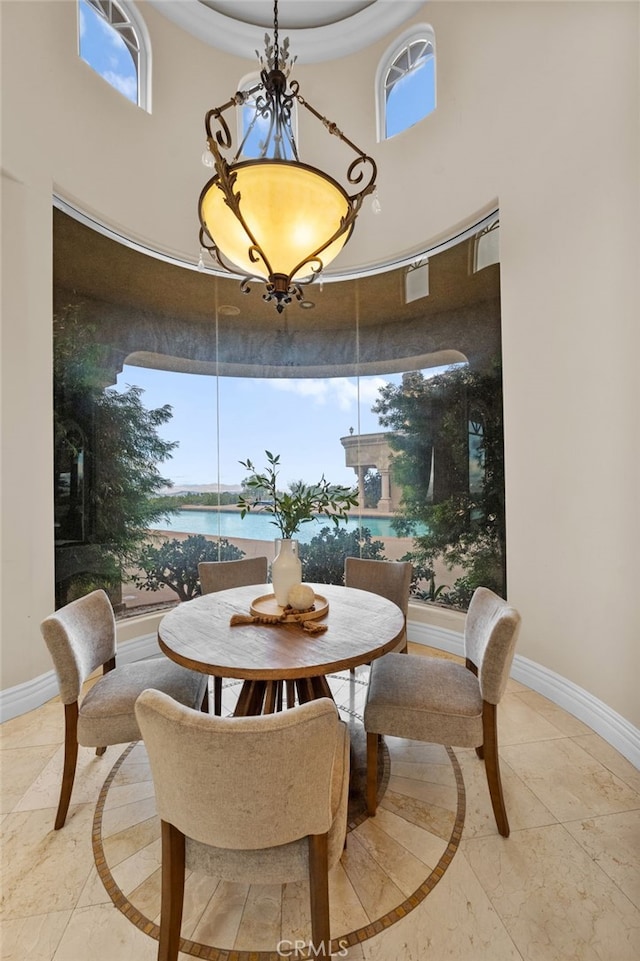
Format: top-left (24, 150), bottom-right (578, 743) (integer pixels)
top-left (271, 538), bottom-right (302, 607)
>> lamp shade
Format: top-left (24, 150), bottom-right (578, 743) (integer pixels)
top-left (200, 160), bottom-right (353, 282)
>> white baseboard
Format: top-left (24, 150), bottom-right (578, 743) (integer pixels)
top-left (408, 621), bottom-right (640, 770)
top-left (0, 670), bottom-right (60, 724)
top-left (0, 632), bottom-right (160, 724)
top-left (3, 625), bottom-right (638, 772)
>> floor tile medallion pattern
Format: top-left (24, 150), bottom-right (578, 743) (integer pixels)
top-left (4, 647), bottom-right (640, 961)
top-left (91, 671), bottom-right (466, 959)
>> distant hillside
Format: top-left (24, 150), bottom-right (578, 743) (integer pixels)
top-left (158, 483), bottom-right (243, 495)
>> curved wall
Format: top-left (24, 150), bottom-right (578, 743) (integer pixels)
top-left (1, 2), bottom-right (638, 731)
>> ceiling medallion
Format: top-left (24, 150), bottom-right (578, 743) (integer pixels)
top-left (197, 0), bottom-right (377, 313)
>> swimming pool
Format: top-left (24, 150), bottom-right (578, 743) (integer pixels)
top-left (153, 509), bottom-right (414, 544)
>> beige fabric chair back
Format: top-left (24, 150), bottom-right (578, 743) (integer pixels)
top-left (345, 558), bottom-right (413, 655)
top-left (135, 691), bottom-right (341, 850)
top-left (465, 586), bottom-right (521, 704)
top-left (198, 556), bottom-right (269, 715)
top-left (199, 556), bottom-right (268, 595)
top-left (40, 589), bottom-right (116, 704)
top-left (344, 557), bottom-right (412, 616)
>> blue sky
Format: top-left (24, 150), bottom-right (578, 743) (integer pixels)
top-left (387, 55), bottom-right (435, 139)
top-left (78, 0), bottom-right (137, 103)
top-left (116, 366), bottom-right (401, 489)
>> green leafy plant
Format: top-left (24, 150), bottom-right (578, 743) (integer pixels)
top-left (53, 304), bottom-right (178, 608)
top-left (298, 526), bottom-right (387, 585)
top-left (372, 361), bottom-right (505, 609)
top-left (237, 450), bottom-right (358, 540)
top-left (132, 535), bottom-right (244, 602)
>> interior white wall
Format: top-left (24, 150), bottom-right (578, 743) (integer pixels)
top-left (1, 2), bottom-right (638, 727)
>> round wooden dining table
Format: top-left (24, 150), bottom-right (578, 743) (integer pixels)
top-left (157, 582), bottom-right (405, 715)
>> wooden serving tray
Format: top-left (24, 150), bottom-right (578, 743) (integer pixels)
top-left (250, 593), bottom-right (329, 622)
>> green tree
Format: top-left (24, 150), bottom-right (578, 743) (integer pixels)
top-left (151, 490), bottom-right (239, 512)
top-left (132, 535), bottom-right (244, 602)
top-left (200, 490), bottom-right (239, 506)
top-left (373, 362), bottom-right (505, 609)
top-left (363, 469), bottom-right (381, 508)
top-left (299, 527), bottom-right (387, 585)
top-left (54, 305), bottom-right (178, 606)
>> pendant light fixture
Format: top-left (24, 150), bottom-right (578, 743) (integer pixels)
top-left (198, 0), bottom-right (377, 313)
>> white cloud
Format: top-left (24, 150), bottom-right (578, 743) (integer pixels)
top-left (102, 70), bottom-right (137, 101)
top-left (358, 377), bottom-right (391, 404)
top-left (266, 375), bottom-right (399, 412)
top-left (266, 378), bottom-right (359, 411)
top-left (269, 379), bottom-right (330, 403)
top-left (331, 379), bottom-right (358, 410)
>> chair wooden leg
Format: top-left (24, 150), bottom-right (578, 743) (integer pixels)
top-left (159, 820), bottom-right (186, 961)
top-left (263, 681), bottom-right (278, 714)
top-left (482, 701), bottom-right (509, 837)
top-left (308, 833), bottom-right (331, 958)
top-left (235, 680), bottom-right (267, 716)
top-left (95, 746), bottom-right (107, 756)
top-left (296, 677), bottom-right (315, 704)
top-left (213, 676), bottom-right (222, 716)
top-left (55, 703), bottom-right (79, 830)
top-left (200, 682), bottom-right (210, 714)
top-left (285, 680), bottom-right (296, 709)
top-left (366, 731), bottom-right (379, 816)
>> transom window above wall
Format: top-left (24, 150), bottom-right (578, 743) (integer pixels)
top-left (77, 0), bottom-right (151, 111)
top-left (378, 26), bottom-right (436, 141)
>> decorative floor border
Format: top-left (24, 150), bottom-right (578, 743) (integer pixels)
top-left (92, 733), bottom-right (465, 960)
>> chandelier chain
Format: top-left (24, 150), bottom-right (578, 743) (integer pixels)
top-left (197, 0), bottom-right (377, 312)
top-left (273, 0), bottom-right (279, 71)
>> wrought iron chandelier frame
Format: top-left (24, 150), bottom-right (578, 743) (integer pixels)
top-left (197, 0), bottom-right (377, 312)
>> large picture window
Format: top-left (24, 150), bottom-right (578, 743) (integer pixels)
top-left (53, 208), bottom-right (503, 617)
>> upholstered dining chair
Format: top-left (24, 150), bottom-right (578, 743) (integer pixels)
top-left (135, 691), bottom-right (349, 961)
top-left (344, 557), bottom-right (413, 657)
top-left (364, 586), bottom-right (521, 836)
top-left (40, 589), bottom-right (208, 830)
top-left (198, 556), bottom-right (269, 714)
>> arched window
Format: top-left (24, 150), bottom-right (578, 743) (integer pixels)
top-left (377, 26), bottom-right (436, 141)
top-left (77, 0), bottom-right (151, 111)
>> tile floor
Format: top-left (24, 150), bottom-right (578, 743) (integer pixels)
top-left (1, 645), bottom-right (639, 961)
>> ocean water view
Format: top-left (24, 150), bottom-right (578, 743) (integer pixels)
top-left (153, 509), bottom-right (417, 545)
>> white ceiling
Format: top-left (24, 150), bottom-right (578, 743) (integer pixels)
top-left (148, 0), bottom-right (426, 63)
top-left (199, 1), bottom-right (374, 31)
